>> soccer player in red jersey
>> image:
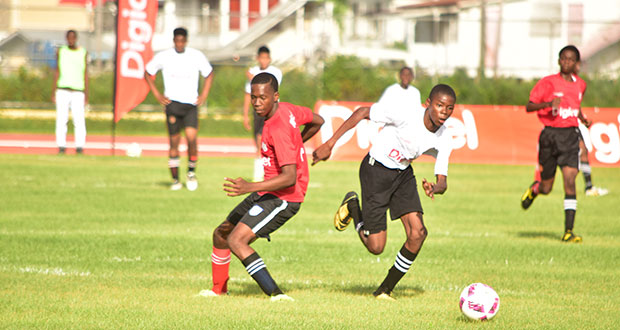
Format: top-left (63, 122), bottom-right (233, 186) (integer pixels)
top-left (199, 73), bottom-right (324, 300)
top-left (520, 45), bottom-right (590, 243)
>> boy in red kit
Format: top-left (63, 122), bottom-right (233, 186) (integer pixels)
top-left (521, 45), bottom-right (589, 243)
top-left (199, 73), bottom-right (324, 300)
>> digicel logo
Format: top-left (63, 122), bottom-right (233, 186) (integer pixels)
top-left (120, 0), bottom-right (153, 79)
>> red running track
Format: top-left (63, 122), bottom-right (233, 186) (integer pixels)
top-left (0, 133), bottom-right (260, 157)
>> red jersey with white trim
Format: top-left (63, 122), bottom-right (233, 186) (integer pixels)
top-left (529, 73), bottom-right (586, 128)
top-left (259, 102), bottom-right (314, 202)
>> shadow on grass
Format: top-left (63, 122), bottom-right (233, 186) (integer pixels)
top-left (334, 283), bottom-right (425, 298)
top-left (517, 231), bottom-right (559, 241)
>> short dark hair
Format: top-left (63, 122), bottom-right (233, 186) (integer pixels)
top-left (173, 27), bottom-right (188, 38)
top-left (429, 84), bottom-right (456, 102)
top-left (257, 46), bottom-right (270, 55)
top-left (251, 72), bottom-right (279, 92)
top-left (559, 45), bottom-right (580, 62)
top-left (66, 30), bottom-right (77, 37)
top-left (399, 66), bottom-right (413, 75)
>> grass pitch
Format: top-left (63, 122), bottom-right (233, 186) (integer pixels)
top-left (0, 153), bottom-right (619, 329)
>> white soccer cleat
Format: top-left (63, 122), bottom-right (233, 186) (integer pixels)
top-left (197, 289), bottom-right (223, 297)
top-left (270, 294), bottom-right (294, 302)
top-left (585, 186), bottom-right (609, 196)
top-left (170, 180), bottom-right (183, 191)
top-left (186, 172), bottom-right (198, 191)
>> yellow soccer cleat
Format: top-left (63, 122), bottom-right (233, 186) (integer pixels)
top-left (334, 191), bottom-right (359, 231)
top-left (521, 182), bottom-right (539, 210)
top-left (561, 231), bottom-right (582, 243)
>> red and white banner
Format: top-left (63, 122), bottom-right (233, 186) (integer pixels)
top-left (114, 0), bottom-right (158, 122)
top-left (312, 101), bottom-right (620, 167)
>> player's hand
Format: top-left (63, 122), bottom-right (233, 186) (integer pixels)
top-left (311, 143), bottom-right (332, 166)
top-left (243, 116), bottom-right (251, 131)
top-left (581, 117), bottom-right (593, 128)
top-left (223, 177), bottom-right (250, 196)
top-left (156, 94), bottom-right (171, 106)
top-left (195, 95), bottom-right (207, 106)
top-left (422, 178), bottom-right (435, 200)
top-left (550, 97), bottom-right (561, 110)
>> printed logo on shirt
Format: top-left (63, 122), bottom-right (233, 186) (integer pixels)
top-left (289, 112), bottom-right (297, 128)
top-left (249, 205), bottom-right (264, 216)
top-left (553, 92), bottom-right (564, 98)
top-left (262, 142), bottom-right (268, 152)
top-left (262, 156), bottom-right (272, 167)
top-left (300, 147), bottom-right (305, 162)
top-left (388, 149), bottom-right (402, 162)
top-left (552, 107), bottom-right (579, 119)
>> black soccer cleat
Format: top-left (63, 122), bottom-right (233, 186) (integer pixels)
top-left (521, 181), bottom-right (539, 210)
top-left (334, 191), bottom-right (358, 231)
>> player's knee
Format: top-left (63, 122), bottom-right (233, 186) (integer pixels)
top-left (408, 226), bottom-right (427, 243)
top-left (367, 246), bottom-right (384, 255)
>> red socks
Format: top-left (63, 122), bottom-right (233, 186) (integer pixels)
top-left (211, 247), bottom-right (231, 294)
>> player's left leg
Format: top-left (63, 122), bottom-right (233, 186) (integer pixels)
top-left (183, 104), bottom-right (199, 190)
top-left (560, 166), bottom-right (581, 243)
top-left (185, 126), bottom-right (199, 191)
top-left (227, 194), bottom-right (299, 300)
top-left (70, 90), bottom-right (86, 154)
top-left (374, 212), bottom-right (426, 300)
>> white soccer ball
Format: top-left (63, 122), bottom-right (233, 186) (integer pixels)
top-left (459, 283), bottom-right (500, 321)
top-left (125, 142), bottom-right (142, 158)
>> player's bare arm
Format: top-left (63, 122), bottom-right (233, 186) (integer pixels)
top-left (144, 71), bottom-right (171, 106)
top-left (525, 98), bottom-right (560, 112)
top-left (196, 72), bottom-right (214, 106)
top-left (312, 106), bottom-right (371, 165)
top-left (422, 175), bottom-right (447, 200)
top-left (223, 164), bottom-right (297, 197)
top-left (300, 113), bottom-right (325, 142)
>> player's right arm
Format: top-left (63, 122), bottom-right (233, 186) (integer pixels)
top-left (526, 78), bottom-right (559, 112)
top-left (311, 106), bottom-right (371, 165)
top-left (144, 53), bottom-right (170, 106)
top-left (223, 164), bottom-right (296, 197)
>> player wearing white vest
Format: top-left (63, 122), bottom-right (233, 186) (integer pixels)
top-left (242, 46), bottom-right (283, 182)
top-left (378, 67), bottom-right (422, 113)
top-left (52, 30), bottom-right (88, 155)
top-left (145, 27), bottom-right (214, 191)
top-left (312, 84), bottom-right (457, 300)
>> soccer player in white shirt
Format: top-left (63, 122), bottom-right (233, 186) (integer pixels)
top-left (145, 27), bottom-right (214, 191)
top-left (242, 46), bottom-right (283, 182)
top-left (312, 84), bottom-right (457, 300)
top-left (378, 67), bottom-right (422, 113)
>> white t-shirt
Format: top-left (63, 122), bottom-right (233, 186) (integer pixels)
top-left (145, 47), bottom-right (213, 105)
top-left (368, 102), bottom-right (452, 176)
top-left (378, 83), bottom-right (423, 113)
top-left (244, 65), bottom-right (283, 93)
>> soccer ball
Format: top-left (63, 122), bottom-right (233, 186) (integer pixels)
top-left (125, 142), bottom-right (142, 158)
top-left (459, 283), bottom-right (500, 321)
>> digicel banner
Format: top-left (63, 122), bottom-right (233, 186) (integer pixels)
top-left (114, 0), bottom-right (158, 122)
top-left (312, 101), bottom-right (620, 167)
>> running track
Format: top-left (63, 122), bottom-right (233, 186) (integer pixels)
top-left (0, 133), bottom-right (259, 157)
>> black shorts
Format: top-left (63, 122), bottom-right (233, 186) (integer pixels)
top-left (359, 154), bottom-right (423, 235)
top-left (538, 126), bottom-right (580, 180)
top-left (253, 111), bottom-right (265, 137)
top-left (165, 101), bottom-right (198, 135)
top-left (226, 192), bottom-right (300, 239)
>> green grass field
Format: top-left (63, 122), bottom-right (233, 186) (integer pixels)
top-left (1, 154), bottom-right (619, 329)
